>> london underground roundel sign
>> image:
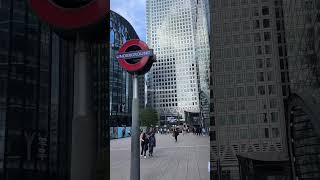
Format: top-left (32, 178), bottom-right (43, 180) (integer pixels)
top-left (27, 0), bottom-right (107, 29)
top-left (27, 0), bottom-right (108, 41)
top-left (116, 39), bottom-right (155, 75)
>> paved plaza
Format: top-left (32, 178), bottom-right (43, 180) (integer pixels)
top-left (110, 133), bottom-right (210, 180)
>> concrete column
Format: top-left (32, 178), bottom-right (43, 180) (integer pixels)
top-left (71, 35), bottom-right (97, 180)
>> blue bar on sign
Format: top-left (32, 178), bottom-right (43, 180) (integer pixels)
top-left (116, 50), bottom-right (153, 60)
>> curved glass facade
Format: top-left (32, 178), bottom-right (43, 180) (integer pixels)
top-left (109, 10), bottom-right (144, 127)
top-left (283, 0), bottom-right (320, 179)
top-left (287, 97), bottom-right (320, 179)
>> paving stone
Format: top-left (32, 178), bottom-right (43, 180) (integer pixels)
top-left (110, 133), bottom-right (210, 180)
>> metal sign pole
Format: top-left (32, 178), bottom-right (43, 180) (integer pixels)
top-left (131, 74), bottom-right (140, 180)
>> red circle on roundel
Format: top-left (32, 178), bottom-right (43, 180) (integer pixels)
top-left (27, 0), bottom-right (108, 29)
top-left (118, 39), bottom-right (150, 72)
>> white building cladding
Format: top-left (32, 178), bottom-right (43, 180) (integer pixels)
top-left (210, 0), bottom-right (288, 178)
top-left (146, 0), bottom-right (210, 119)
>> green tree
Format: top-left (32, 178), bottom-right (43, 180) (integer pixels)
top-left (140, 107), bottom-right (159, 127)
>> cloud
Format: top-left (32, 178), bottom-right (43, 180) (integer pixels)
top-left (111, 0), bottom-right (146, 41)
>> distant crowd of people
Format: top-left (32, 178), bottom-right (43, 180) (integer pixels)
top-left (192, 127), bottom-right (204, 136)
top-left (139, 126), bottom-right (207, 158)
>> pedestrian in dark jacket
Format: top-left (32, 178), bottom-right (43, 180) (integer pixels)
top-left (140, 131), bottom-right (149, 158)
top-left (148, 131), bottom-right (156, 156)
top-left (173, 129), bottom-right (179, 142)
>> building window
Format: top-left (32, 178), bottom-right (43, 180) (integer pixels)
top-left (226, 74), bottom-right (234, 84)
top-left (237, 87), bottom-right (245, 97)
top-left (247, 100), bottom-right (256, 111)
top-left (261, 113), bottom-right (268, 123)
top-left (263, 19), bottom-right (270, 28)
top-left (252, 7), bottom-right (259, 16)
top-left (229, 115), bottom-right (237, 125)
top-left (253, 20), bottom-right (260, 29)
top-left (250, 128), bottom-right (259, 139)
top-left (243, 34), bottom-right (251, 43)
top-left (267, 71), bottom-right (274, 81)
top-left (272, 128), bottom-right (280, 138)
top-left (236, 73), bottom-right (244, 84)
top-left (239, 114), bottom-right (247, 124)
top-left (246, 72), bottom-right (255, 82)
top-left (231, 0), bottom-right (239, 6)
top-left (234, 48), bottom-right (241, 57)
top-left (240, 0), bottom-right (248, 4)
top-left (270, 99), bottom-right (277, 108)
top-left (228, 101), bottom-right (236, 112)
top-left (264, 128), bottom-right (269, 138)
top-left (266, 58), bottom-right (272, 68)
top-left (226, 88), bottom-right (235, 98)
top-left (255, 46), bottom-right (262, 55)
top-left (246, 60), bottom-right (254, 70)
top-left (230, 128), bottom-right (238, 140)
top-left (218, 115), bottom-right (227, 126)
top-left (256, 59), bottom-right (264, 68)
top-left (275, 8), bottom-right (281, 18)
top-left (233, 35), bottom-right (241, 44)
top-left (262, 6), bottom-right (269, 15)
top-left (282, 85), bottom-right (287, 96)
top-left (216, 102), bottom-right (225, 113)
top-left (265, 45), bottom-right (272, 54)
top-left (264, 32), bottom-right (271, 41)
top-left (257, 72), bottom-right (264, 81)
top-left (216, 75), bottom-right (224, 85)
top-left (254, 33), bottom-right (261, 42)
top-left (248, 114), bottom-right (257, 124)
top-left (238, 100), bottom-right (246, 111)
top-left (224, 61), bottom-right (233, 72)
top-left (243, 20), bottom-right (250, 30)
top-left (247, 86), bottom-right (255, 96)
top-left (232, 22), bottom-right (240, 32)
top-left (258, 86), bottom-right (266, 95)
top-left (268, 85), bottom-right (276, 95)
top-left (240, 129), bottom-right (248, 139)
top-left (271, 112), bottom-right (278, 122)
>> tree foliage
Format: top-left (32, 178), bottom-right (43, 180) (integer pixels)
top-left (140, 107), bottom-right (159, 127)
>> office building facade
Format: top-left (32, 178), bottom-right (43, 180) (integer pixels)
top-left (210, 0), bottom-right (288, 178)
top-left (146, 0), bottom-right (210, 121)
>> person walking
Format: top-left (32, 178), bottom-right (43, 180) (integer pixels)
top-left (122, 128), bottom-right (126, 138)
top-left (173, 128), bottom-right (179, 142)
top-left (148, 130), bottom-right (156, 157)
top-left (140, 130), bottom-right (148, 158)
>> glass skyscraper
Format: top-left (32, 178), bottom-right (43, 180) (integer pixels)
top-left (146, 0), bottom-right (210, 122)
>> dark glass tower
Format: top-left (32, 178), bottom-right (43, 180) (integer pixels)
top-left (0, 0), bottom-right (109, 179)
top-left (0, 0), bottom-right (74, 179)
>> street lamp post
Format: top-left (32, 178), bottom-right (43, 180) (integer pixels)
top-left (131, 74), bottom-right (140, 180)
top-left (116, 39), bottom-right (155, 180)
